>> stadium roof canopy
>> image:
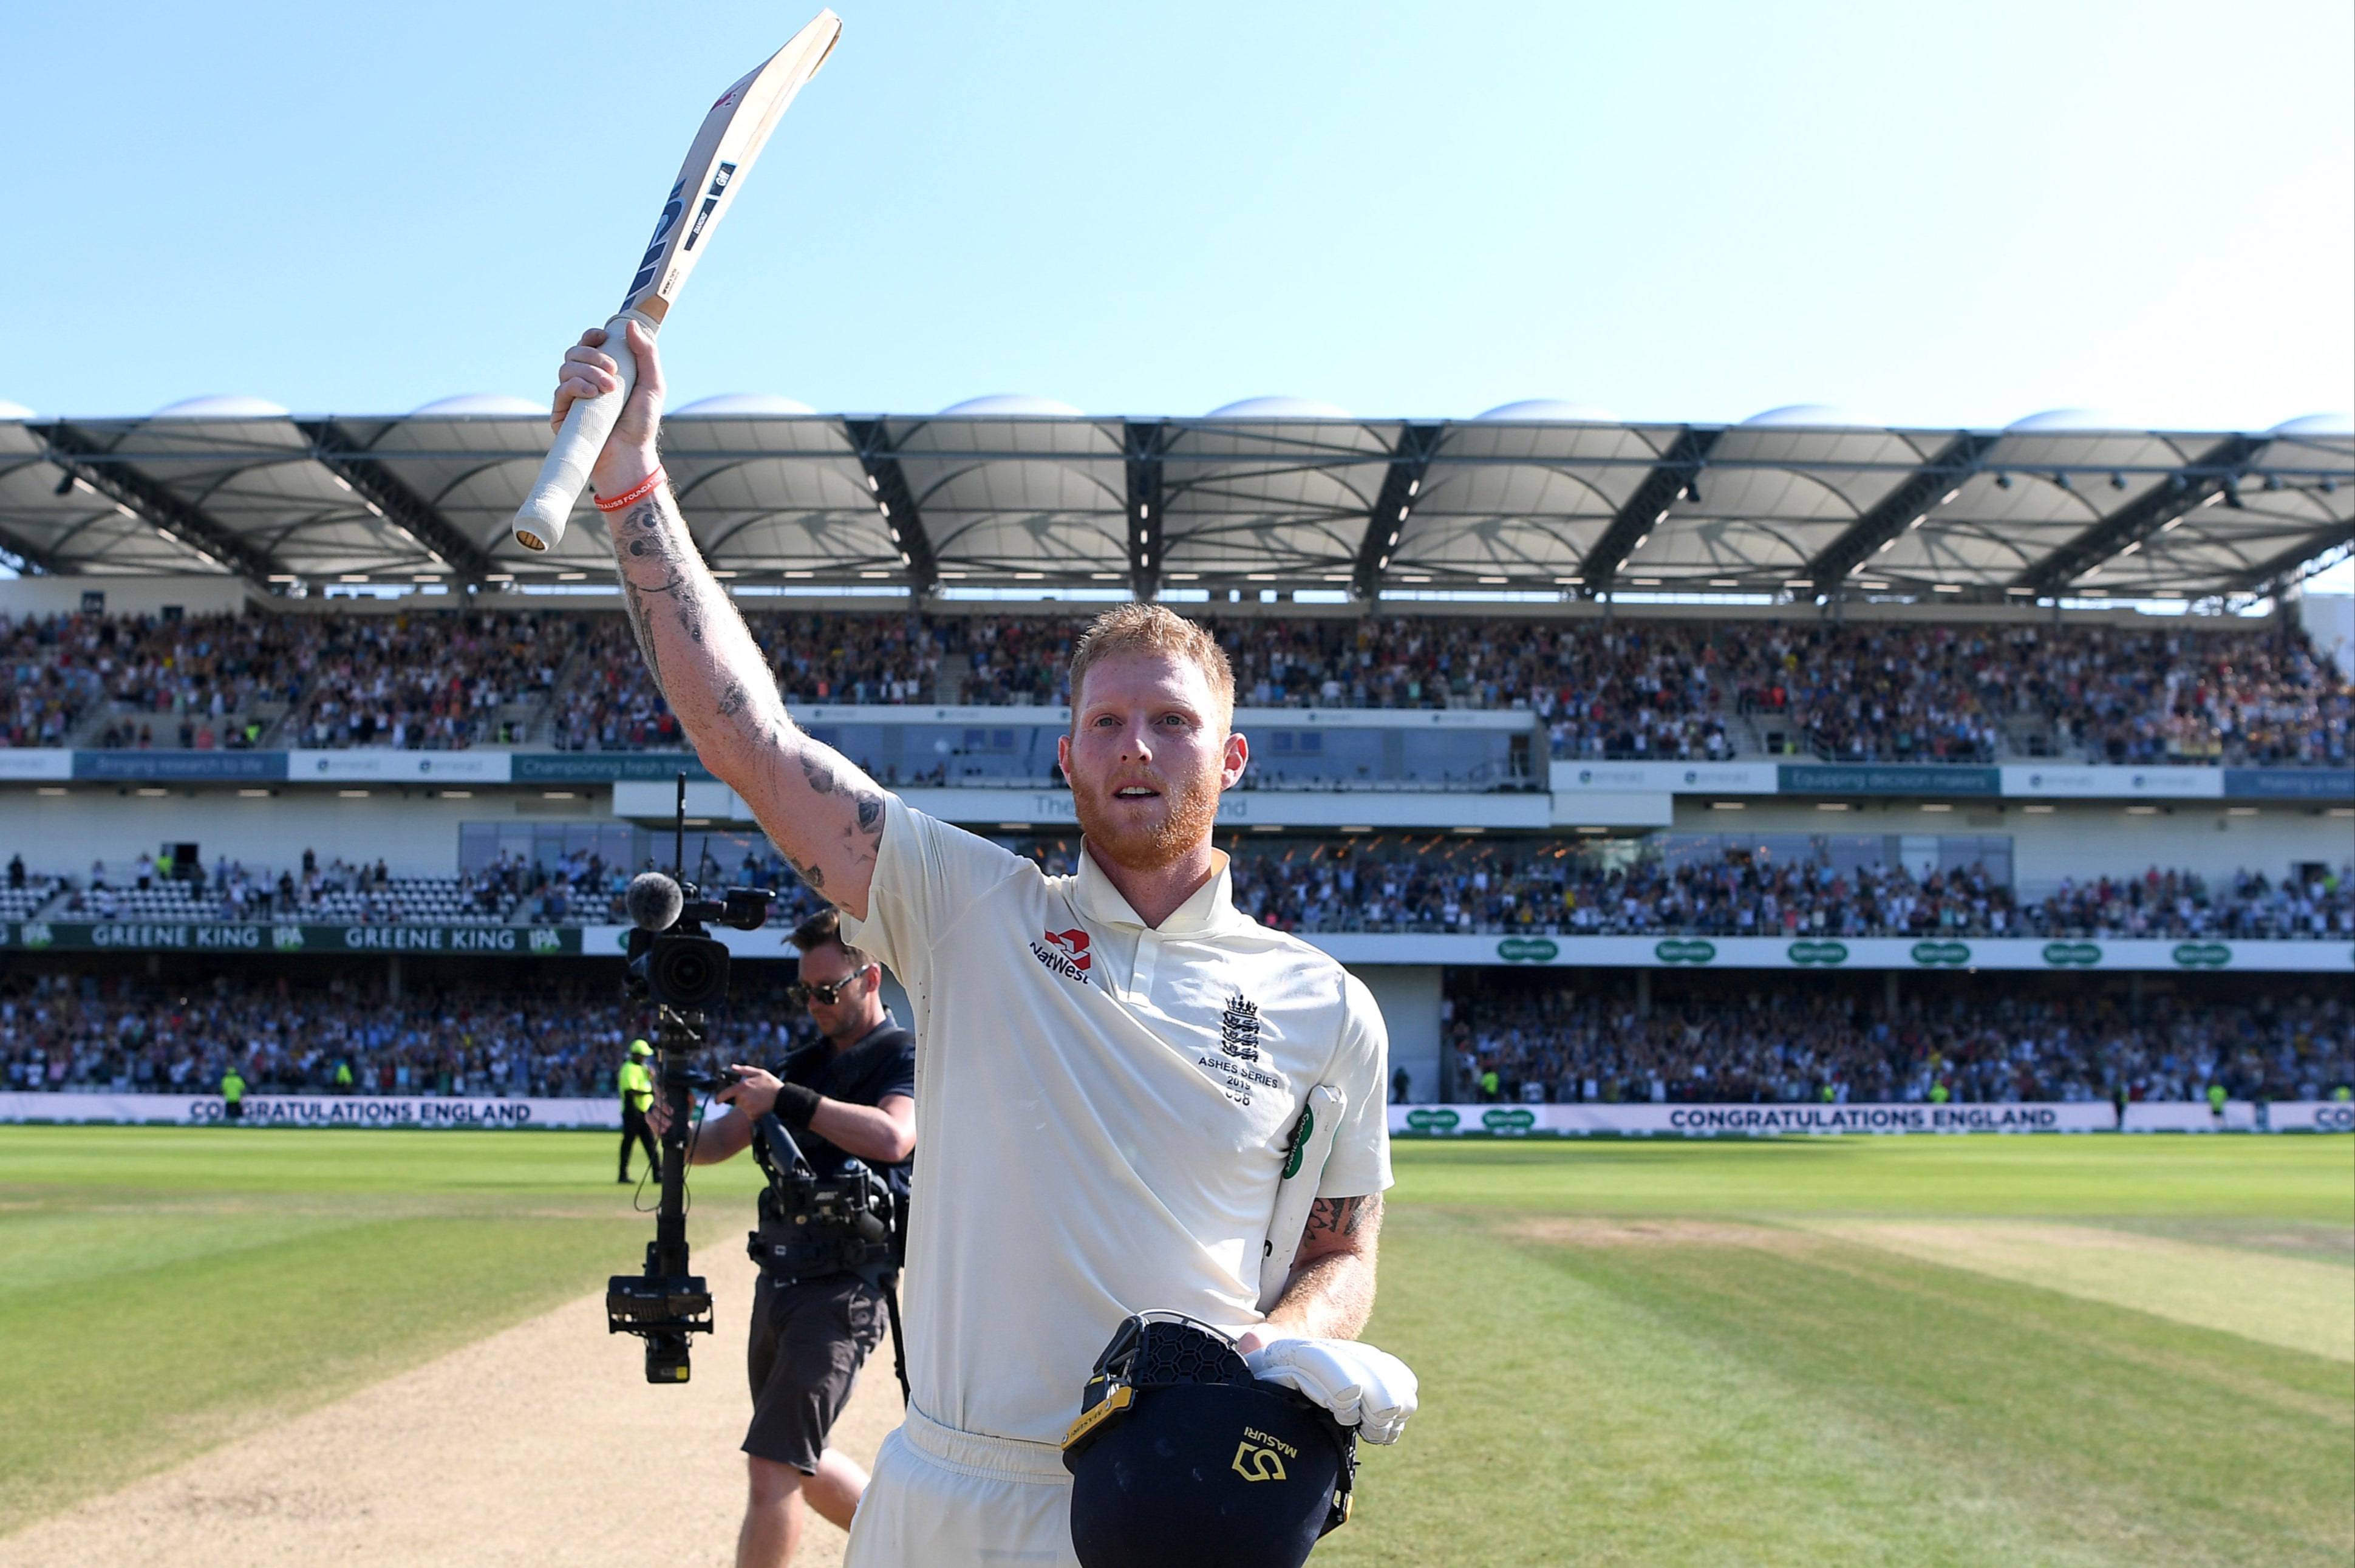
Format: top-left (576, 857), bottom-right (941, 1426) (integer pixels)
top-left (0, 404), bottom-right (2346, 605)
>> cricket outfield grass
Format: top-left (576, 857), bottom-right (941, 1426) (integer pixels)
top-left (1, 1127), bottom-right (2348, 1566)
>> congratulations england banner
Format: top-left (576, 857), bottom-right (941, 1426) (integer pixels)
top-left (0, 1093), bottom-right (620, 1129)
top-left (1392, 1102), bottom-right (2122, 1136)
top-left (1389, 1102), bottom-right (2355, 1136)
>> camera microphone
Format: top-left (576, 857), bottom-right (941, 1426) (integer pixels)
top-left (627, 871), bottom-right (686, 932)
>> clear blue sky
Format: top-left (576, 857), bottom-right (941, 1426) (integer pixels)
top-left (2, 0), bottom-right (2349, 429)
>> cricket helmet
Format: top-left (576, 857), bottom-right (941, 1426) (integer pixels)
top-left (1062, 1312), bottom-right (1354, 1568)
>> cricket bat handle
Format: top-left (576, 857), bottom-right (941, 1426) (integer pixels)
top-left (512, 310), bottom-right (656, 552)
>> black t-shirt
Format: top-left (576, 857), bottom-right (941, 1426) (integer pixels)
top-left (776, 1015), bottom-right (917, 1198)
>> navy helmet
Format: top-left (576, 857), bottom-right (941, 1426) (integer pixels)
top-left (1061, 1313), bottom-right (1355, 1568)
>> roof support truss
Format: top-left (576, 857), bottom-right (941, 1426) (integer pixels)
top-left (1351, 423), bottom-right (1445, 599)
top-left (0, 531), bottom-right (58, 574)
top-left (2017, 435), bottom-right (2265, 597)
top-left (296, 420), bottom-right (497, 581)
top-left (1125, 420), bottom-right (1170, 601)
top-left (843, 419), bottom-right (939, 596)
top-left (0, 457), bottom-right (64, 571)
top-left (1808, 432), bottom-right (2000, 593)
top-left (2225, 523), bottom-right (2355, 596)
top-left (1579, 426), bottom-right (1719, 595)
top-left (32, 421), bottom-right (281, 582)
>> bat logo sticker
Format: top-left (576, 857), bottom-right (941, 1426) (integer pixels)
top-left (624, 179), bottom-right (689, 304)
top-left (685, 162), bottom-right (737, 253)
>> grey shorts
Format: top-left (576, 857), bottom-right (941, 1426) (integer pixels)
top-left (745, 1272), bottom-right (888, 1473)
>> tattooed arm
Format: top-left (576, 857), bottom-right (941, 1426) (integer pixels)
top-left (1247, 1193), bottom-right (1382, 1345)
top-left (556, 321), bottom-right (885, 919)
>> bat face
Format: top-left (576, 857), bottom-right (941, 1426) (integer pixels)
top-left (508, 9), bottom-right (837, 554)
top-left (615, 14), bottom-right (839, 326)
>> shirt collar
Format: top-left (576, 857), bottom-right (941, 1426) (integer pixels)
top-left (1075, 843), bottom-right (1236, 936)
top-left (836, 1010), bottom-right (900, 1058)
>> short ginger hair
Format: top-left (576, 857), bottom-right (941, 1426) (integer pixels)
top-left (1066, 603), bottom-right (1235, 728)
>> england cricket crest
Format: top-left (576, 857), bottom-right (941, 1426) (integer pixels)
top-left (1219, 993), bottom-right (1262, 1063)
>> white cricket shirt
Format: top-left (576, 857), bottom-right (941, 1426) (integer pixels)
top-left (840, 795), bottom-right (1392, 1448)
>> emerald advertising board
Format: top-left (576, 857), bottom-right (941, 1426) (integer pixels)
top-left (1306, 933), bottom-right (2354, 972)
top-left (1389, 1102), bottom-right (2124, 1136)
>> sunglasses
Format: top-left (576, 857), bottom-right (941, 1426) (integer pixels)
top-left (786, 966), bottom-right (875, 1008)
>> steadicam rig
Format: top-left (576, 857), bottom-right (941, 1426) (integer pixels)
top-left (605, 775), bottom-right (776, 1384)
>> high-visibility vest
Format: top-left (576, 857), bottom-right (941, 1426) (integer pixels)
top-left (618, 1060), bottom-right (653, 1114)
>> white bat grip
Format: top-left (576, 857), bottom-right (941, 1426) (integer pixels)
top-left (511, 312), bottom-right (653, 551)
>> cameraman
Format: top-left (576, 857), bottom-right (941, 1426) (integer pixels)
top-left (656, 907), bottom-right (915, 1568)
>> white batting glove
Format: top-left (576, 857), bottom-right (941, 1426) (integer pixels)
top-left (1244, 1337), bottom-right (1419, 1445)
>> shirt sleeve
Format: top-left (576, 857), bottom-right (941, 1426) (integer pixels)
top-left (837, 794), bottom-right (1028, 991)
top-left (876, 1040), bottom-right (918, 1104)
top-left (1314, 970), bottom-right (1395, 1200)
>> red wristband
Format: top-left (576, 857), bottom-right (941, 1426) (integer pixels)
top-left (593, 467), bottom-right (666, 514)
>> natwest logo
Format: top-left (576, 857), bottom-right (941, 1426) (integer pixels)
top-left (1029, 926), bottom-right (1092, 986)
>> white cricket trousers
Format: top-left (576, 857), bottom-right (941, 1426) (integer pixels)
top-left (842, 1403), bottom-right (1080, 1567)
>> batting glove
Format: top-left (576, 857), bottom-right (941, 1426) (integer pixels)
top-left (1244, 1337), bottom-right (1419, 1445)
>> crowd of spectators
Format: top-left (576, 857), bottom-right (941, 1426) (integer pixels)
top-left (1, 612), bottom-right (104, 746)
top-left (13, 836), bottom-right (2346, 943)
top-left (8, 964), bottom-right (2343, 1109)
top-left (23, 839), bottom-right (832, 932)
top-left (1728, 621), bottom-right (2352, 766)
top-left (3, 606), bottom-right (2346, 765)
top-left (514, 608), bottom-right (2355, 766)
top-left (1215, 836), bottom-right (2354, 941)
top-left (287, 612), bottom-right (568, 749)
top-left (460, 840), bottom-right (826, 929)
top-left (1450, 981), bottom-right (2354, 1106)
top-left (0, 608), bottom-right (568, 751)
top-left (0, 970), bottom-right (824, 1100)
top-left (70, 611), bottom-right (309, 750)
top-left (551, 611), bottom-right (960, 750)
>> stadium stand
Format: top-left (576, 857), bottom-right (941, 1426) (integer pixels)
top-left (535, 610), bottom-right (2355, 763)
top-left (6, 607), bottom-right (2349, 765)
top-left (1208, 840), bottom-right (2352, 940)
top-left (7, 844), bottom-right (2347, 941)
top-left (1447, 977), bottom-right (2353, 1106)
top-left (7, 846), bottom-right (2348, 940)
top-left (0, 972), bottom-right (821, 1100)
top-left (554, 611), bottom-right (1020, 749)
top-left (5, 967), bottom-right (2343, 1108)
top-left (283, 611), bottom-right (569, 749)
top-left (0, 858), bottom-right (61, 921)
top-left (2, 406), bottom-right (2346, 1131)
top-left (3, 611), bottom-right (109, 747)
top-left (0, 608), bottom-right (567, 751)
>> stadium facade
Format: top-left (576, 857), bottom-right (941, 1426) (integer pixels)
top-left (1, 401), bottom-right (2348, 1118)
top-left (1, 401), bottom-right (2348, 599)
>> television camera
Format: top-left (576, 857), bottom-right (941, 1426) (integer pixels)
top-left (605, 776), bottom-right (776, 1384)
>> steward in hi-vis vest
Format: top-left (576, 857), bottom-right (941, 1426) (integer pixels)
top-left (617, 1040), bottom-right (658, 1184)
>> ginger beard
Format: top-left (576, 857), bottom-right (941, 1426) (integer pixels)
top-left (1067, 741), bottom-right (1225, 874)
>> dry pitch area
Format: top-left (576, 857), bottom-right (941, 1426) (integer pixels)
top-left (2, 1127), bottom-right (2350, 1567)
top-left (0, 1263), bottom-right (899, 1568)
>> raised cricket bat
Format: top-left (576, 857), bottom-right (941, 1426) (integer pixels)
top-left (512, 11), bottom-right (841, 552)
